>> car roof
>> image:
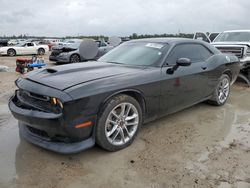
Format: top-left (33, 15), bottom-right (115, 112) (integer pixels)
top-left (128, 37), bottom-right (220, 55)
top-left (129, 37), bottom-right (206, 45)
top-left (223, 30), bottom-right (250, 33)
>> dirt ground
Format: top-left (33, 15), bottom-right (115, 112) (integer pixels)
top-left (0, 54), bottom-right (250, 188)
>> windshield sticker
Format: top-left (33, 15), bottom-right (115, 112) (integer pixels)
top-left (145, 43), bottom-right (164, 49)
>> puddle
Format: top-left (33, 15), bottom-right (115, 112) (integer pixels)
top-left (185, 86), bottom-right (250, 187)
top-left (0, 104), bottom-right (19, 185)
top-left (0, 65), bottom-right (9, 72)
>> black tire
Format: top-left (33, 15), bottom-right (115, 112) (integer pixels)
top-left (37, 48), bottom-right (45, 55)
top-left (208, 74), bottom-right (230, 106)
top-left (96, 94), bottom-right (142, 151)
top-left (7, 49), bottom-right (16, 56)
top-left (247, 68), bottom-right (250, 80)
top-left (70, 54), bottom-right (80, 63)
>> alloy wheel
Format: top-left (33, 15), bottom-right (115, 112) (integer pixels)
top-left (70, 55), bottom-right (80, 63)
top-left (218, 77), bottom-right (230, 104)
top-left (105, 102), bottom-right (139, 146)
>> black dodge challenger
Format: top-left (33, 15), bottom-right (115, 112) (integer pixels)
top-left (9, 38), bottom-right (240, 154)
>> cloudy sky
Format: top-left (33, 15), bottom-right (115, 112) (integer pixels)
top-left (0, 0), bottom-right (249, 37)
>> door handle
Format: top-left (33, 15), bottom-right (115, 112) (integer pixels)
top-left (201, 66), bottom-right (207, 70)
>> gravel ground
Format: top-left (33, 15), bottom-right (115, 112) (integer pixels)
top-left (0, 53), bottom-right (250, 188)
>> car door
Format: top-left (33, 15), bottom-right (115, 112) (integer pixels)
top-left (25, 43), bottom-right (36, 54)
top-left (15, 43), bottom-right (26, 54)
top-left (159, 43), bottom-right (213, 115)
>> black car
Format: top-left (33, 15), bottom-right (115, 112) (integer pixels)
top-left (9, 38), bottom-right (240, 154)
top-left (0, 39), bottom-right (8, 47)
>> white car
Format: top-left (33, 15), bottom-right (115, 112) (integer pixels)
top-left (0, 42), bottom-right (49, 56)
top-left (8, 39), bottom-right (27, 46)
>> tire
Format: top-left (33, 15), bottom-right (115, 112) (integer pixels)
top-left (247, 68), bottom-right (250, 80)
top-left (208, 74), bottom-right (230, 106)
top-left (96, 94), bottom-right (142, 151)
top-left (37, 48), bottom-right (45, 55)
top-left (70, 54), bottom-right (80, 63)
top-left (7, 49), bottom-right (16, 56)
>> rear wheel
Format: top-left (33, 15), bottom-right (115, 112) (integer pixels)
top-left (96, 95), bottom-right (142, 151)
top-left (208, 74), bottom-right (230, 106)
top-left (70, 54), bottom-right (80, 63)
top-left (7, 49), bottom-right (16, 56)
top-left (37, 48), bottom-right (45, 55)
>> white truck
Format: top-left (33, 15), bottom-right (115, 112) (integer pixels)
top-left (0, 42), bottom-right (49, 56)
top-left (212, 30), bottom-right (250, 85)
top-left (194, 30), bottom-right (250, 85)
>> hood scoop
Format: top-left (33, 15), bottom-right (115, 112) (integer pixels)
top-left (45, 68), bottom-right (57, 73)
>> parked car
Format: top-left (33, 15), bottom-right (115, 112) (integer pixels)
top-left (49, 40), bottom-right (113, 63)
top-left (193, 32), bottom-right (220, 43)
top-left (0, 42), bottom-right (49, 56)
top-left (211, 30), bottom-right (250, 84)
top-left (0, 39), bottom-right (8, 47)
top-left (8, 39), bottom-right (27, 46)
top-left (9, 38), bottom-right (240, 154)
top-left (211, 30), bottom-right (250, 68)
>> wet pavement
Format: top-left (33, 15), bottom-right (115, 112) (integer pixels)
top-left (0, 54), bottom-right (250, 188)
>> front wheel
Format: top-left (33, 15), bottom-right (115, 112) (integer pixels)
top-left (96, 95), bottom-right (142, 151)
top-left (70, 54), bottom-right (80, 63)
top-left (208, 74), bottom-right (230, 106)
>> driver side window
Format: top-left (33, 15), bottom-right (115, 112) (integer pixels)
top-left (166, 43), bottom-right (213, 65)
top-left (27, 43), bottom-right (34, 47)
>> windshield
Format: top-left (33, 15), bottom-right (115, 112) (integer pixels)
top-left (214, 31), bottom-right (250, 42)
top-left (98, 42), bottom-right (168, 66)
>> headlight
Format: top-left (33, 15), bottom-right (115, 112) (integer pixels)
top-left (247, 47), bottom-right (250, 56)
top-left (51, 97), bottom-right (63, 109)
top-left (58, 52), bottom-right (69, 56)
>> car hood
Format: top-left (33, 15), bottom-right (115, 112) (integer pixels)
top-left (212, 41), bottom-right (250, 47)
top-left (26, 61), bottom-right (145, 90)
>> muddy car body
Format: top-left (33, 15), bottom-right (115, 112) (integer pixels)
top-left (9, 38), bottom-right (240, 154)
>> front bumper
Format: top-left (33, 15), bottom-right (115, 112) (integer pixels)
top-left (19, 123), bottom-right (95, 154)
top-left (49, 55), bottom-right (70, 63)
top-left (240, 56), bottom-right (250, 69)
top-left (9, 87), bottom-right (96, 154)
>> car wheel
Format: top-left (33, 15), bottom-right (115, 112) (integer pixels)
top-left (38, 48), bottom-right (45, 55)
top-left (7, 49), bottom-right (16, 56)
top-left (96, 95), bottom-right (142, 151)
top-left (247, 68), bottom-right (250, 80)
top-left (70, 54), bottom-right (80, 63)
top-left (208, 74), bottom-right (230, 106)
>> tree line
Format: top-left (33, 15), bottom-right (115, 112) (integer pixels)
top-left (0, 33), bottom-right (194, 40)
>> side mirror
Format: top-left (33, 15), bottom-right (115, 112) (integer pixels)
top-left (166, 58), bottom-right (191, 75)
top-left (176, 58), bottom-right (191, 66)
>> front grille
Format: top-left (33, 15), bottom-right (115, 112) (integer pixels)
top-left (15, 89), bottom-right (61, 114)
top-left (27, 126), bottom-right (71, 143)
top-left (27, 126), bottom-right (49, 139)
top-left (216, 46), bottom-right (244, 58)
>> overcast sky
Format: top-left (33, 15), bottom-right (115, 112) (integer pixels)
top-left (0, 0), bottom-right (249, 37)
